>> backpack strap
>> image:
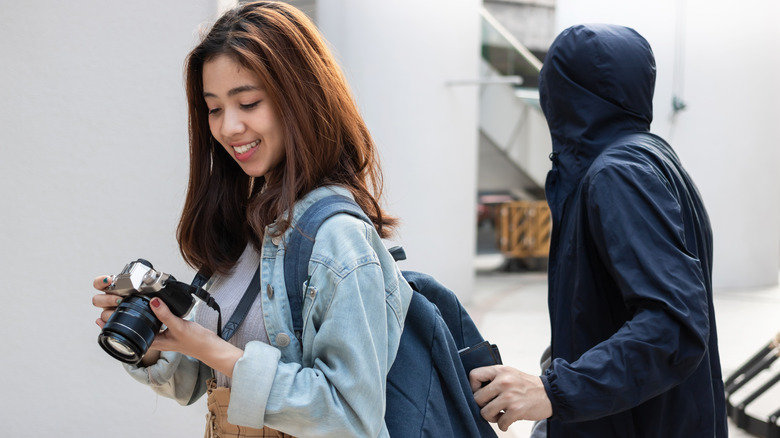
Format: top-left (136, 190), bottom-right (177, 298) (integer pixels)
top-left (284, 195), bottom-right (371, 340)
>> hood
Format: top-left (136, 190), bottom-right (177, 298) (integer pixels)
top-left (540, 24), bottom-right (656, 186)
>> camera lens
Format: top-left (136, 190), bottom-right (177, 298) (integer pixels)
top-left (105, 337), bottom-right (135, 356)
top-left (98, 295), bottom-right (162, 364)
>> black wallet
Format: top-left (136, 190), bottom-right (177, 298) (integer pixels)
top-left (458, 340), bottom-right (503, 375)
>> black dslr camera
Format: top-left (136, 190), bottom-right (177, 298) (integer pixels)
top-left (97, 259), bottom-right (200, 364)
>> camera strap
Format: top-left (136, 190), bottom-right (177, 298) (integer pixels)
top-left (220, 265), bottom-right (261, 342)
top-left (190, 284), bottom-right (223, 339)
top-left (190, 265), bottom-right (262, 342)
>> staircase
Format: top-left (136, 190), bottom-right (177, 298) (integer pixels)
top-left (477, 6), bottom-right (551, 200)
top-left (476, 7), bottom-right (552, 266)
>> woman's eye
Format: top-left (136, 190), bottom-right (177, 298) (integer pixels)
top-left (240, 101), bottom-right (260, 110)
top-left (207, 107), bottom-right (221, 115)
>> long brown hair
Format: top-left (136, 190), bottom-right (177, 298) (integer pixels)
top-left (177, 1), bottom-right (397, 276)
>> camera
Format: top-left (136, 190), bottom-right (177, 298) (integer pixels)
top-left (97, 259), bottom-right (199, 364)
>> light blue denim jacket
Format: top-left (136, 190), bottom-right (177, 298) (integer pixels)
top-left (124, 186), bottom-right (413, 437)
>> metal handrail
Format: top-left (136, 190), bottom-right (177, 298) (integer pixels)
top-left (447, 77), bottom-right (523, 86)
top-left (479, 6), bottom-right (543, 74)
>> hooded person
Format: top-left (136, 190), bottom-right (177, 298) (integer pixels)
top-left (470, 24), bottom-right (727, 438)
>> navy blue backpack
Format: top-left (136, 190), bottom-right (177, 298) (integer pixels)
top-left (285, 195), bottom-right (500, 438)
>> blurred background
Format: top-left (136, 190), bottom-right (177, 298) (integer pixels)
top-left (0, 0), bottom-right (777, 436)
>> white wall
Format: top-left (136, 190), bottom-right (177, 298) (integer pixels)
top-left (556, 0), bottom-right (780, 290)
top-left (316, 0), bottom-right (482, 300)
top-left (0, 1), bottom-right (216, 436)
top-left (0, 0), bottom-right (482, 436)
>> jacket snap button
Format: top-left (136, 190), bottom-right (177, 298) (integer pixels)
top-left (276, 333), bottom-right (291, 347)
top-left (266, 283), bottom-right (274, 298)
top-left (308, 287), bottom-right (316, 298)
top-left (271, 235), bottom-right (282, 246)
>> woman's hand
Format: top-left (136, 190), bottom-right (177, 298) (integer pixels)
top-left (146, 297), bottom-right (244, 377)
top-left (92, 275), bottom-right (162, 365)
top-left (93, 275), bottom-right (162, 365)
top-left (92, 275), bottom-right (120, 329)
top-left (92, 275), bottom-right (242, 374)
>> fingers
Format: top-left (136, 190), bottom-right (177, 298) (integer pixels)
top-left (93, 275), bottom-right (119, 329)
top-left (497, 408), bottom-right (524, 432)
top-left (472, 366), bottom-right (520, 422)
top-left (100, 308), bottom-right (115, 322)
top-left (149, 297), bottom-right (176, 327)
top-left (92, 293), bottom-right (123, 309)
top-left (469, 365), bottom-right (499, 393)
top-left (95, 307), bottom-right (115, 328)
top-left (478, 388), bottom-right (507, 423)
top-left (92, 288), bottom-right (122, 329)
top-left (93, 275), bottom-right (113, 291)
top-left (471, 365), bottom-right (507, 410)
top-left (473, 368), bottom-right (553, 428)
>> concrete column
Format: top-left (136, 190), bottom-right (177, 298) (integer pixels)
top-left (0, 1), bottom-right (217, 436)
top-left (556, 0), bottom-right (780, 289)
top-left (316, 0), bottom-right (483, 301)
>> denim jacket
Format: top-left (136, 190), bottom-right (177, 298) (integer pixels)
top-left (124, 186), bottom-right (413, 437)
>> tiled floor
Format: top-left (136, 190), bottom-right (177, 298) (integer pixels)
top-left (468, 255), bottom-right (779, 437)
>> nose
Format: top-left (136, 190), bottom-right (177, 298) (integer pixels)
top-left (221, 108), bottom-right (246, 138)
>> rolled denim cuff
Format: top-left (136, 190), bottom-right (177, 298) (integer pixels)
top-left (123, 350), bottom-right (182, 386)
top-left (123, 351), bottom-right (203, 405)
top-left (227, 340), bottom-right (281, 428)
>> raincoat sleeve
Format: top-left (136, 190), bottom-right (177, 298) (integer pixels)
top-left (542, 159), bottom-right (711, 422)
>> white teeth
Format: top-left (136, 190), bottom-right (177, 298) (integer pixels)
top-left (234, 140), bottom-right (259, 154)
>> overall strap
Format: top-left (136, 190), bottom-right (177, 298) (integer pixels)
top-left (284, 195), bottom-right (371, 340)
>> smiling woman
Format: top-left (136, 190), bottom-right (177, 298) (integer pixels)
top-left (90, 2), bottom-right (412, 437)
top-left (178, 1), bottom-right (399, 276)
top-left (202, 55), bottom-right (285, 180)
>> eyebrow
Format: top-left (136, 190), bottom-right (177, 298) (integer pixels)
top-left (203, 85), bottom-right (261, 98)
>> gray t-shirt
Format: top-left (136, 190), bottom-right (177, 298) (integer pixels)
top-left (194, 244), bottom-right (270, 388)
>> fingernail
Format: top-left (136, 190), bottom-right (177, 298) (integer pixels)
top-left (116, 298), bottom-right (122, 305)
top-left (103, 277), bottom-right (109, 284)
top-left (151, 298), bottom-right (160, 308)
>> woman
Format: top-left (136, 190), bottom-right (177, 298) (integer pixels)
top-left (92, 2), bottom-right (412, 437)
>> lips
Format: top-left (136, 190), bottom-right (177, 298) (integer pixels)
top-left (232, 139), bottom-right (259, 162)
top-left (233, 139), bottom-right (259, 154)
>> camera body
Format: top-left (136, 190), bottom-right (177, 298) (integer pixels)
top-left (107, 259), bottom-right (196, 317)
top-left (97, 259), bottom-right (197, 364)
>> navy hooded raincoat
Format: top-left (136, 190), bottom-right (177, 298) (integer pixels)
top-left (538, 24), bottom-right (727, 437)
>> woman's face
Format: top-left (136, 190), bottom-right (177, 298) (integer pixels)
top-left (202, 54), bottom-right (285, 179)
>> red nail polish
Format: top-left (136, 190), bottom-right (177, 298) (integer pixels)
top-left (151, 298), bottom-right (161, 308)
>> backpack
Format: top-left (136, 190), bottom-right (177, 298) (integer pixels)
top-left (285, 194), bottom-right (500, 438)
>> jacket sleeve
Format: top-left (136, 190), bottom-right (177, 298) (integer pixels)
top-left (123, 350), bottom-right (211, 405)
top-left (227, 217), bottom-right (409, 437)
top-left (542, 160), bottom-right (710, 422)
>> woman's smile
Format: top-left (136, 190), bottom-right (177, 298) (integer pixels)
top-left (232, 139), bottom-right (260, 161)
